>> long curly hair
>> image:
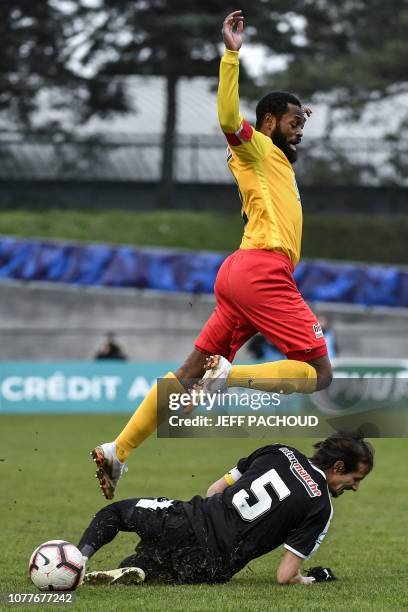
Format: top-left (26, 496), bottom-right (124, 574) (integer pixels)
top-left (309, 430), bottom-right (374, 473)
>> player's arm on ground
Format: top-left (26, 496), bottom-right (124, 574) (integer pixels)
top-left (218, 11), bottom-right (271, 161)
top-left (279, 502), bottom-right (334, 584)
top-left (277, 550), bottom-right (337, 584)
top-left (206, 466), bottom-right (242, 497)
top-left (276, 549), bottom-right (314, 585)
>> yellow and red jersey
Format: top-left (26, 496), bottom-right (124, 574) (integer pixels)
top-left (218, 50), bottom-right (303, 267)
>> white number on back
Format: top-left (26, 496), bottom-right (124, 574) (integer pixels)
top-left (232, 468), bottom-right (291, 521)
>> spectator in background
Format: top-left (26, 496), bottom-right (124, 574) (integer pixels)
top-left (94, 332), bottom-right (128, 361)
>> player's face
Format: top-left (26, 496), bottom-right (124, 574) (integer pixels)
top-left (272, 104), bottom-right (305, 164)
top-left (327, 462), bottom-right (369, 498)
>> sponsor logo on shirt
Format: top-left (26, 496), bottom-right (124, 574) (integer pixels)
top-left (313, 323), bottom-right (324, 339)
top-left (280, 447), bottom-right (322, 497)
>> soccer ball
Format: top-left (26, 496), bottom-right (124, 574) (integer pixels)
top-left (29, 540), bottom-right (84, 591)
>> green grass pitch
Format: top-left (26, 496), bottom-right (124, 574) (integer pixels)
top-left (1, 414), bottom-right (407, 611)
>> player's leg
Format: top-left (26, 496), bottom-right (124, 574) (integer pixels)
top-left (78, 497), bottom-right (173, 560)
top-left (78, 499), bottom-right (141, 561)
top-left (92, 355), bottom-right (210, 498)
top-left (114, 351), bottom-right (209, 457)
top-left (91, 255), bottom-right (240, 498)
top-left (224, 308), bottom-right (332, 393)
top-left (83, 500), bottom-right (210, 585)
top-left (80, 501), bottom-right (147, 587)
top-left (203, 250), bottom-right (332, 394)
top-left (303, 355), bottom-right (332, 391)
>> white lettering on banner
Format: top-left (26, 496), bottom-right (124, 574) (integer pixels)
top-left (0, 375), bottom-right (123, 402)
top-left (1, 377), bottom-right (24, 401)
top-left (127, 377), bottom-right (152, 400)
top-left (68, 377), bottom-right (92, 401)
top-left (101, 377), bottom-right (121, 400)
top-left (47, 372), bottom-right (66, 401)
top-left (25, 377), bottom-right (46, 400)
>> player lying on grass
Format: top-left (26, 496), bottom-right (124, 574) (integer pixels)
top-left (80, 432), bottom-right (373, 586)
top-left (91, 8), bottom-right (333, 501)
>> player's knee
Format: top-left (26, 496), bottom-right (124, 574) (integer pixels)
top-left (175, 350), bottom-right (209, 387)
top-left (315, 363), bottom-right (333, 391)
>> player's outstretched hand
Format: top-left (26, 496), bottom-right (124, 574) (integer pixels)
top-left (306, 566), bottom-right (337, 582)
top-left (222, 10), bottom-right (244, 51)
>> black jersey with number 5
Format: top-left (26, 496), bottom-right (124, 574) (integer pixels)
top-left (183, 444), bottom-right (333, 579)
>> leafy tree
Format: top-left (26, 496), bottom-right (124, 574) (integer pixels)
top-left (65, 1), bottom-right (305, 204)
top-left (271, 1), bottom-right (408, 111)
top-left (0, 1), bottom-right (67, 125)
top-left (3, 1), bottom-right (407, 189)
top-left (0, 0), bottom-right (128, 128)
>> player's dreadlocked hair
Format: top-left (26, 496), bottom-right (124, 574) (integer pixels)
top-left (255, 91), bottom-right (302, 129)
top-left (309, 431), bottom-right (374, 474)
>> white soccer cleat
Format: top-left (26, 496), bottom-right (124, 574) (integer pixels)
top-left (90, 442), bottom-right (127, 500)
top-left (84, 567), bottom-right (145, 586)
top-left (199, 355), bottom-right (232, 393)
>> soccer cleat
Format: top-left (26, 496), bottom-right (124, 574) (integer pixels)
top-left (91, 442), bottom-right (127, 500)
top-left (199, 355), bottom-right (232, 393)
top-left (84, 567), bottom-right (145, 586)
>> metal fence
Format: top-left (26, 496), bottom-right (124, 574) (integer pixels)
top-left (0, 131), bottom-right (407, 185)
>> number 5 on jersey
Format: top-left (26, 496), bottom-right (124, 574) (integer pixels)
top-left (232, 469), bottom-right (291, 521)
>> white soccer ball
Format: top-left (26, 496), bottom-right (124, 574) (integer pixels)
top-left (29, 540), bottom-right (85, 591)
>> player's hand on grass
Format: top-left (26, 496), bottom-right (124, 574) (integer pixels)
top-left (306, 566), bottom-right (337, 582)
top-left (222, 10), bottom-right (244, 51)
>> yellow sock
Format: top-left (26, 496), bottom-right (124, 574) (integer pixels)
top-left (115, 372), bottom-right (185, 462)
top-left (227, 360), bottom-right (317, 394)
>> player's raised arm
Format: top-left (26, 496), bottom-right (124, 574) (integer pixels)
top-left (222, 10), bottom-right (244, 52)
top-left (218, 11), bottom-right (244, 134)
top-left (218, 11), bottom-right (270, 159)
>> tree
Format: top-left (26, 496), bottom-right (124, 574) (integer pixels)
top-left (5, 2), bottom-right (406, 190)
top-left (0, 0), bottom-right (128, 128)
top-left (0, 1), bottom-right (66, 125)
top-left (252, 0), bottom-right (408, 183)
top-left (55, 0), bottom-right (305, 205)
top-left (269, 1), bottom-right (408, 112)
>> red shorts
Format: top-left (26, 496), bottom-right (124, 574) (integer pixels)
top-left (195, 249), bottom-right (327, 363)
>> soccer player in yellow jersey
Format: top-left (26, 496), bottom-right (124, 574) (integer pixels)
top-left (91, 10), bottom-right (333, 500)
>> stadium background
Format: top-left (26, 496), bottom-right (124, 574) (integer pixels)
top-left (1, 2), bottom-right (407, 610)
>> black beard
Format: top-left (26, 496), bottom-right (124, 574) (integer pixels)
top-left (272, 126), bottom-right (298, 164)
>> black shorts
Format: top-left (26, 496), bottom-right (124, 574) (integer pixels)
top-left (116, 497), bottom-right (227, 584)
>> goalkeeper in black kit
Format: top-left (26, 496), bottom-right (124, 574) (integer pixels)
top-left (79, 432), bottom-right (373, 586)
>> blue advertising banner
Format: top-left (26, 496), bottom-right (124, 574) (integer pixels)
top-left (1, 359), bottom-right (407, 416)
top-left (0, 362), bottom-right (178, 414)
